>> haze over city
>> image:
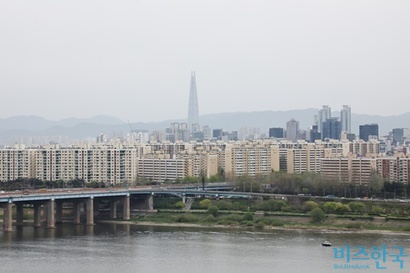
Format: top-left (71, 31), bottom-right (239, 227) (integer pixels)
top-left (1, 1), bottom-right (409, 122)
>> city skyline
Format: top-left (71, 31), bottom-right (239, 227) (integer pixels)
top-left (1, 107), bottom-right (410, 146)
top-left (1, 1), bottom-right (410, 122)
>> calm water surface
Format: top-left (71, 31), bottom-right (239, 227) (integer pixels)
top-left (1, 223), bottom-right (410, 273)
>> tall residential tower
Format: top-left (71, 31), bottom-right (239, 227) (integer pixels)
top-left (188, 71), bottom-right (199, 133)
top-left (340, 105), bottom-right (351, 133)
top-left (316, 105), bottom-right (332, 133)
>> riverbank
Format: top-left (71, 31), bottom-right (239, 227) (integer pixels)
top-left (98, 220), bottom-right (410, 236)
top-left (99, 210), bottom-right (410, 235)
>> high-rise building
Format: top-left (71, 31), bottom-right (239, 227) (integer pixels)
top-left (392, 128), bottom-right (404, 145)
top-left (359, 124), bottom-right (379, 141)
top-left (213, 129), bottom-right (223, 140)
top-left (309, 125), bottom-right (321, 142)
top-left (187, 71), bottom-right (199, 133)
top-left (286, 119), bottom-right (299, 142)
top-left (269, 127), bottom-right (284, 138)
top-left (317, 105), bottom-right (331, 133)
top-left (340, 105), bottom-right (351, 133)
top-left (322, 118), bottom-right (341, 140)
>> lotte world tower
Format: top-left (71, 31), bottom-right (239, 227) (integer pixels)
top-left (188, 71), bottom-right (199, 133)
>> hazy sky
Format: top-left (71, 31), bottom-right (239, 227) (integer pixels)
top-left (1, 0), bottom-right (409, 122)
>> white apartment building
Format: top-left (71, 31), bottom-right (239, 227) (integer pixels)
top-left (0, 147), bottom-right (34, 181)
top-left (224, 142), bottom-right (279, 177)
top-left (286, 141), bottom-right (349, 174)
top-left (137, 157), bottom-right (189, 182)
top-left (320, 156), bottom-right (377, 185)
top-left (34, 144), bottom-right (140, 184)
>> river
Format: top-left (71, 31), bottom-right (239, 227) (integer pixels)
top-left (1, 223), bottom-right (409, 273)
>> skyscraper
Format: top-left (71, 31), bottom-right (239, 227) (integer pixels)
top-left (316, 105), bottom-right (331, 133)
top-left (322, 117), bottom-right (342, 140)
top-left (286, 119), bottom-right (299, 142)
top-left (359, 124), bottom-right (379, 141)
top-left (340, 105), bottom-right (351, 133)
top-left (188, 71), bottom-right (199, 133)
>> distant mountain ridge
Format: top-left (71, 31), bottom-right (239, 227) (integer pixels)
top-left (0, 110), bottom-right (409, 145)
top-left (0, 115), bottom-right (125, 131)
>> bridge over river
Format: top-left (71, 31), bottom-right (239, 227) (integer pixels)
top-left (0, 185), bottom-right (241, 232)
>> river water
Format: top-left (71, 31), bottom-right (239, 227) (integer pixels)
top-left (1, 223), bottom-right (410, 273)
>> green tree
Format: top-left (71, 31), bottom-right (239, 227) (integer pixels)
top-left (268, 199), bottom-right (288, 211)
top-left (303, 201), bottom-right (318, 212)
top-left (174, 201), bottom-right (186, 210)
top-left (349, 202), bottom-right (366, 214)
top-left (323, 202), bottom-right (338, 213)
top-left (242, 212), bottom-right (254, 221)
top-left (231, 202), bottom-right (243, 211)
top-left (310, 207), bottom-right (326, 223)
top-left (199, 199), bottom-right (212, 209)
top-left (207, 206), bottom-right (219, 217)
top-left (335, 203), bottom-right (351, 214)
top-left (216, 200), bottom-right (231, 210)
top-left (370, 170), bottom-right (384, 194)
top-left (371, 205), bottom-right (383, 215)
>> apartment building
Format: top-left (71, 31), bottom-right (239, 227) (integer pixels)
top-left (34, 144), bottom-right (140, 184)
top-left (320, 156), bottom-right (377, 185)
top-left (224, 142), bottom-right (279, 177)
top-left (377, 157), bottom-right (410, 184)
top-left (137, 157), bottom-right (189, 182)
top-left (0, 139), bottom-right (405, 185)
top-left (285, 140), bottom-right (350, 174)
top-left (0, 146), bottom-right (34, 181)
top-left (349, 139), bottom-right (380, 157)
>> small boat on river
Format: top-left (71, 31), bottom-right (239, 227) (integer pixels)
top-left (322, 241), bottom-right (332, 247)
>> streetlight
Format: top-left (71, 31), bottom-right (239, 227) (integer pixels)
top-left (394, 189), bottom-right (396, 200)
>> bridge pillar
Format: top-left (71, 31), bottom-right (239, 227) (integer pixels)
top-left (73, 202), bottom-right (81, 224)
top-left (33, 203), bottom-right (42, 228)
top-left (147, 195), bottom-right (153, 211)
top-left (86, 197), bottom-right (94, 226)
top-left (46, 199), bottom-right (55, 229)
top-left (16, 203), bottom-right (24, 226)
top-left (123, 195), bottom-right (130, 220)
top-left (182, 195), bottom-right (186, 204)
top-left (110, 200), bottom-right (117, 219)
top-left (3, 202), bottom-right (13, 232)
top-left (56, 202), bottom-right (63, 224)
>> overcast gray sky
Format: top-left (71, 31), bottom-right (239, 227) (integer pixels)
top-left (1, 0), bottom-right (409, 122)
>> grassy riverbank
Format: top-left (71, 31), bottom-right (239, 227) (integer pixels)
top-left (129, 210), bottom-right (410, 233)
top-left (134, 195), bottom-right (410, 233)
